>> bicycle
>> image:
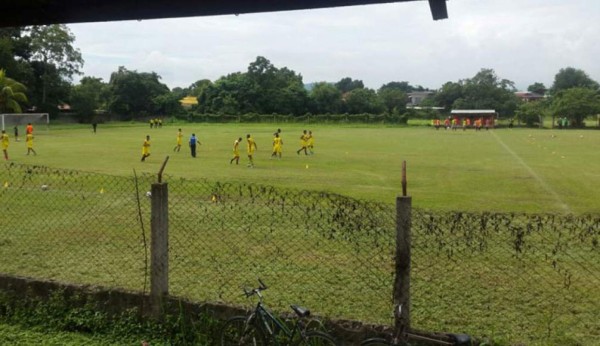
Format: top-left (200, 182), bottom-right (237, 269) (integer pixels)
top-left (361, 305), bottom-right (471, 346)
top-left (220, 279), bottom-right (339, 346)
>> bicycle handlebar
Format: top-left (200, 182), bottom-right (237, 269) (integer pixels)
top-left (243, 278), bottom-right (268, 298)
top-left (258, 278), bottom-right (268, 290)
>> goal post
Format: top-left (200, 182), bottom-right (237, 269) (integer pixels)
top-left (1, 113), bottom-right (49, 131)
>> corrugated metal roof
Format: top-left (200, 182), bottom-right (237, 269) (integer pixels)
top-left (0, 0), bottom-right (444, 28)
top-left (451, 109), bottom-right (496, 114)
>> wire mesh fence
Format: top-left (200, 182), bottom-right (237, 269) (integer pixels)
top-left (410, 210), bottom-right (599, 345)
top-left (0, 162), bottom-right (153, 292)
top-left (0, 163), bottom-right (598, 345)
top-left (167, 179), bottom-right (395, 323)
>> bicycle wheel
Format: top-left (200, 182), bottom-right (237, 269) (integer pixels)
top-left (360, 338), bottom-right (393, 346)
top-left (361, 337), bottom-right (410, 346)
top-left (297, 330), bottom-right (339, 346)
top-left (220, 316), bottom-right (267, 346)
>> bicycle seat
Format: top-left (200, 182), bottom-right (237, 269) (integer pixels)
top-left (290, 305), bottom-right (311, 318)
top-left (448, 333), bottom-right (471, 345)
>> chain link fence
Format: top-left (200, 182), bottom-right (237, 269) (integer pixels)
top-left (167, 179), bottom-right (395, 322)
top-left (0, 163), bottom-right (153, 292)
top-left (410, 210), bottom-right (599, 345)
top-left (1, 163), bottom-right (598, 345)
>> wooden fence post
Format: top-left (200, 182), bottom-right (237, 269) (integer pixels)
top-left (394, 161), bottom-right (412, 331)
top-left (150, 182), bottom-right (169, 318)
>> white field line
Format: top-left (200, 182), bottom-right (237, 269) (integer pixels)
top-left (490, 131), bottom-right (571, 213)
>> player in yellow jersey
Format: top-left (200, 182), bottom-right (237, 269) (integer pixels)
top-left (173, 128), bottom-right (183, 152)
top-left (141, 135), bottom-right (150, 161)
top-left (296, 130), bottom-right (308, 155)
top-left (307, 130), bottom-right (314, 155)
top-left (25, 133), bottom-right (37, 156)
top-left (230, 137), bottom-right (242, 165)
top-left (246, 134), bottom-right (257, 167)
top-left (271, 132), bottom-right (283, 159)
top-left (1, 130), bottom-right (9, 160)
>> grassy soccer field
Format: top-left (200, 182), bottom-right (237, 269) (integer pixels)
top-left (12, 122), bottom-right (599, 213)
top-left (2, 122), bottom-right (599, 345)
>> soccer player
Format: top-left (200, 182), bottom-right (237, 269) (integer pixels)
top-left (26, 132), bottom-right (37, 156)
top-left (246, 134), bottom-right (257, 167)
top-left (476, 118), bottom-right (482, 131)
top-left (189, 133), bottom-right (200, 158)
top-left (307, 130), bottom-right (314, 155)
top-left (173, 128), bottom-right (183, 152)
top-left (141, 135), bottom-right (150, 161)
top-left (13, 126), bottom-right (19, 141)
top-left (296, 130), bottom-right (308, 155)
top-left (271, 133), bottom-right (283, 159)
top-left (230, 137), bottom-right (242, 164)
top-left (1, 130), bottom-right (9, 160)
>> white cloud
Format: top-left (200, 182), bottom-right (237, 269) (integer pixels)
top-left (69, 0), bottom-right (600, 91)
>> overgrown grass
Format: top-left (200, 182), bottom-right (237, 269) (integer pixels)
top-left (0, 289), bottom-right (218, 345)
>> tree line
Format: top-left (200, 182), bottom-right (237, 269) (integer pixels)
top-left (1, 25), bottom-right (599, 127)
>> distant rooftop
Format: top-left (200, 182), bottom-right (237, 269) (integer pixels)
top-left (515, 91), bottom-right (544, 101)
top-left (451, 109), bottom-right (497, 115)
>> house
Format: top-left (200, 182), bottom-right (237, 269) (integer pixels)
top-left (515, 91), bottom-right (544, 102)
top-left (407, 91), bottom-right (434, 106)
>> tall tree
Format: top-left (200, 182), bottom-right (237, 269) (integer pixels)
top-left (28, 25), bottom-right (84, 104)
top-left (335, 77), bottom-right (364, 93)
top-left (379, 81), bottom-right (418, 93)
top-left (550, 67), bottom-right (599, 94)
top-left (453, 68), bottom-right (518, 116)
top-left (200, 57), bottom-right (308, 115)
top-left (516, 98), bottom-right (549, 127)
top-left (377, 86), bottom-right (407, 114)
top-left (188, 79), bottom-right (212, 97)
top-left (200, 72), bottom-right (256, 114)
top-left (0, 69), bottom-right (28, 113)
top-left (344, 88), bottom-right (384, 114)
top-left (108, 66), bottom-right (170, 118)
top-left (433, 81), bottom-right (463, 112)
top-left (0, 28), bottom-right (34, 99)
top-left (268, 67), bottom-right (308, 115)
top-left (552, 87), bottom-right (600, 127)
top-left (527, 82), bottom-right (547, 95)
top-left (70, 77), bottom-right (108, 122)
top-left (244, 56), bottom-right (308, 115)
top-left (309, 82), bottom-right (342, 114)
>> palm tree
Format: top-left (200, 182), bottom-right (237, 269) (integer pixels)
top-left (0, 69), bottom-right (28, 113)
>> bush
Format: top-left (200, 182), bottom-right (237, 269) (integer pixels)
top-left (0, 289), bottom-right (218, 345)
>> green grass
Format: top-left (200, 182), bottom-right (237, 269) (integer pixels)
top-left (9, 121), bottom-right (600, 213)
top-left (1, 122), bottom-right (599, 345)
top-left (0, 323), bottom-right (148, 346)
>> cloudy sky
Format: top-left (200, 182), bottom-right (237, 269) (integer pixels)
top-left (68, 0), bottom-right (600, 91)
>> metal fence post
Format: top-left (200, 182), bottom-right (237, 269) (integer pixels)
top-left (394, 161), bottom-right (412, 331)
top-left (151, 182), bottom-right (169, 318)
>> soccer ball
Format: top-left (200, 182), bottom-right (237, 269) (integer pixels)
top-left (41, 184), bottom-right (48, 190)
top-left (146, 191), bottom-right (152, 198)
